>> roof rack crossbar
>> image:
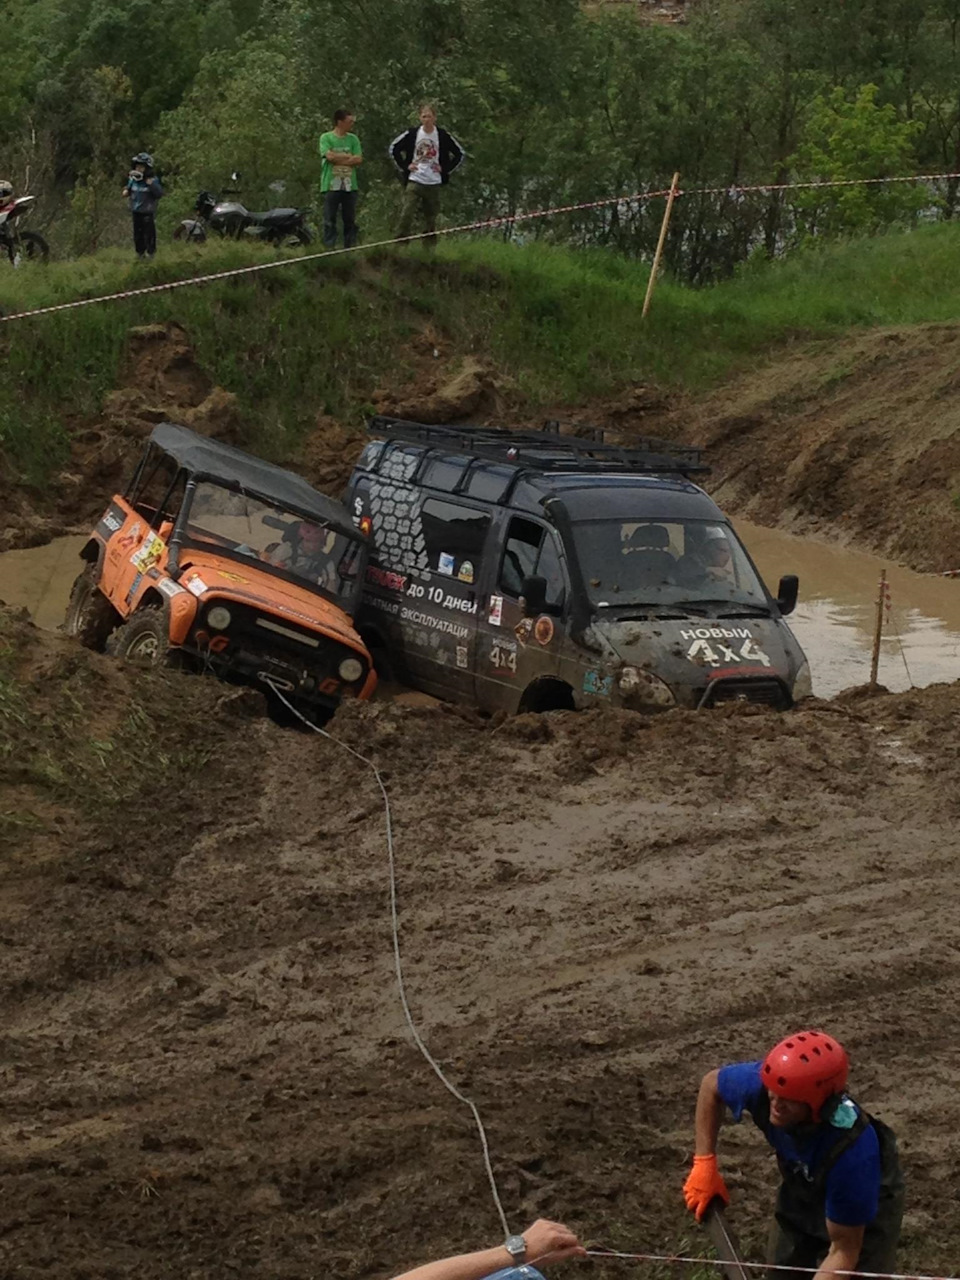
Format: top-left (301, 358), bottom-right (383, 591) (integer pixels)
top-left (366, 415), bottom-right (708, 478)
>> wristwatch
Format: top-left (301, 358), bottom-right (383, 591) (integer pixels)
top-left (504, 1235), bottom-right (527, 1265)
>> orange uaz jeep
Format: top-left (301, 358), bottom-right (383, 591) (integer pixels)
top-left (65, 422), bottom-right (377, 718)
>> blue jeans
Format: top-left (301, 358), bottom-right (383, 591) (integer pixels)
top-left (323, 189), bottom-right (358, 249)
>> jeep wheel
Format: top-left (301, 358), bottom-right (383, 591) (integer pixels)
top-left (107, 606), bottom-right (179, 668)
top-left (64, 567), bottom-right (118, 651)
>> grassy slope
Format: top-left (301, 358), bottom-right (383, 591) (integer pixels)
top-left (2, 223), bottom-right (960, 488)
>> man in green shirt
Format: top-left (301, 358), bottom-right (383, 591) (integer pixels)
top-left (318, 108), bottom-right (363, 249)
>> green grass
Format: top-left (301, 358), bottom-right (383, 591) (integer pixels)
top-left (2, 221), bottom-right (960, 488)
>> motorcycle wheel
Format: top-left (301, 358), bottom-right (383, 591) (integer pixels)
top-left (7, 231), bottom-right (49, 267)
top-left (174, 223), bottom-right (206, 242)
top-left (280, 227), bottom-right (311, 248)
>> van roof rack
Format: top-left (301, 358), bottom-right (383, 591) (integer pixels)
top-left (366, 415), bottom-right (709, 478)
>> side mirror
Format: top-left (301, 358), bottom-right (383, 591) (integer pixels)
top-left (520, 574), bottom-right (547, 618)
top-left (777, 574), bottom-right (799, 616)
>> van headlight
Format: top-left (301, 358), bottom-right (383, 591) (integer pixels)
top-left (617, 665), bottom-right (675, 708)
top-left (792, 659), bottom-right (813, 701)
top-left (338, 656), bottom-right (364, 683)
top-left (207, 605), bottom-right (232, 631)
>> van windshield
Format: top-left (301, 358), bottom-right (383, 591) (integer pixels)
top-left (182, 483), bottom-right (364, 602)
top-left (571, 519), bottom-right (769, 610)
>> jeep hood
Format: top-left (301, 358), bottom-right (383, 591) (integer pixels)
top-left (177, 551), bottom-right (365, 651)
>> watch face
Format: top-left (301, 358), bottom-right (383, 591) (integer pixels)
top-left (505, 1235), bottom-right (526, 1258)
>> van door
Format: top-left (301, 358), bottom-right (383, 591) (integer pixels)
top-left (475, 515), bottom-right (568, 713)
top-left (399, 495), bottom-right (490, 700)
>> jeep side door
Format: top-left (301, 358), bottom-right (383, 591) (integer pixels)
top-left (474, 515), bottom-right (569, 713)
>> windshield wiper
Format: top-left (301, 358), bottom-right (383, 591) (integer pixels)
top-left (598, 601), bottom-right (709, 618)
top-left (675, 598), bottom-right (771, 617)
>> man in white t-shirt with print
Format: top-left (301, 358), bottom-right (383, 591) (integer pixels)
top-left (389, 103), bottom-right (465, 248)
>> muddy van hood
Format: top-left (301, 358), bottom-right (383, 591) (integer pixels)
top-left (593, 614), bottom-right (797, 691)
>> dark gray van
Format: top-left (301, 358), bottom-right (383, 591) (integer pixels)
top-left (344, 418), bottom-right (811, 713)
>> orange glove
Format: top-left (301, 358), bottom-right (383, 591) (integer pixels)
top-left (683, 1154), bottom-right (730, 1221)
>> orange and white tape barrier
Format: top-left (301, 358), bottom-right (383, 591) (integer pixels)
top-left (2, 169), bottom-right (960, 326)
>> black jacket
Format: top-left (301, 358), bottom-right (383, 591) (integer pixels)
top-left (388, 126), bottom-right (465, 186)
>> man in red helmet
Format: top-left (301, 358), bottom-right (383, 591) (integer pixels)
top-left (683, 1030), bottom-right (903, 1280)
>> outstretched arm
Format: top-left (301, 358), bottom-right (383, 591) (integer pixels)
top-left (391, 1220), bottom-right (584, 1280)
top-left (814, 1221), bottom-right (865, 1280)
top-left (683, 1069), bottom-right (731, 1221)
top-left (695, 1069), bottom-right (725, 1155)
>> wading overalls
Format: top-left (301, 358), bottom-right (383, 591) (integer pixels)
top-left (754, 1094), bottom-right (905, 1280)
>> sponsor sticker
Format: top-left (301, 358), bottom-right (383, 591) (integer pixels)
top-left (158, 578), bottom-right (186, 598)
top-left (534, 615), bottom-right (555, 646)
top-left (438, 552), bottom-right (456, 576)
top-left (584, 669), bottom-right (613, 697)
top-left (456, 645), bottom-right (469, 669)
top-left (458, 560), bottom-right (475, 584)
top-left (130, 533), bottom-right (165, 573)
top-left (186, 576), bottom-right (208, 597)
top-left (488, 595), bottom-right (503, 627)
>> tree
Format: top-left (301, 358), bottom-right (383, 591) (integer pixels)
top-left (787, 82), bottom-right (927, 239)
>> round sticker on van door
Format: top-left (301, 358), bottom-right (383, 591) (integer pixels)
top-left (534, 615), bottom-right (555, 646)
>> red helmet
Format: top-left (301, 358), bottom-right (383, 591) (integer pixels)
top-left (762, 1029), bottom-right (849, 1121)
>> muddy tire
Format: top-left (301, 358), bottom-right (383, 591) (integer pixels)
top-left (64, 567), bottom-right (117, 651)
top-left (107, 606), bottom-right (179, 668)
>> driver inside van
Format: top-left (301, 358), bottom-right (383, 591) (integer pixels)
top-left (269, 521), bottom-right (339, 592)
top-left (676, 526), bottom-right (734, 586)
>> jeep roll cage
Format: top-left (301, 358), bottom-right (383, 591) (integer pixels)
top-left (132, 423), bottom-right (363, 541)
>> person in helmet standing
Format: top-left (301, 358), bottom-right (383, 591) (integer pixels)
top-left (684, 1030), bottom-right (904, 1280)
top-left (123, 152), bottom-right (164, 259)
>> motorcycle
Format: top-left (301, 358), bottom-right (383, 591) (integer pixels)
top-left (0, 195), bottom-right (50, 266)
top-left (175, 175), bottom-right (312, 246)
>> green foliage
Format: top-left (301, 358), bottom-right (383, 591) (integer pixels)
top-left (789, 84), bottom-right (928, 239)
top-left (5, 0), bottom-right (960, 277)
top-left (3, 222), bottom-right (960, 491)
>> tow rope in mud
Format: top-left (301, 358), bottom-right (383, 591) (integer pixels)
top-left (581, 1249), bottom-right (959, 1280)
top-left (2, 169), bottom-right (960, 325)
top-left (260, 678), bottom-right (511, 1237)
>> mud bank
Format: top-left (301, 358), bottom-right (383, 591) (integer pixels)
top-left (2, 609), bottom-right (959, 1277)
top-left (641, 324), bottom-right (960, 574)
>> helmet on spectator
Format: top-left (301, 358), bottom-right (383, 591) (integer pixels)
top-left (0, 179), bottom-right (14, 201)
top-left (762, 1030), bottom-right (849, 1121)
top-left (131, 152), bottom-right (154, 169)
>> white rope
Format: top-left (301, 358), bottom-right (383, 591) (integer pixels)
top-left (584, 1248), bottom-right (959, 1280)
top-left (261, 678), bottom-right (511, 1237)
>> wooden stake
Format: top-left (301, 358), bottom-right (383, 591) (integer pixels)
top-left (869, 568), bottom-right (886, 691)
top-left (642, 171), bottom-right (680, 320)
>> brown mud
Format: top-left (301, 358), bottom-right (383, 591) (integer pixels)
top-left (2, 609), bottom-right (959, 1278)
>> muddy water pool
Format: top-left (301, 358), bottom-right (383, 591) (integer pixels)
top-left (1, 528), bottom-right (959, 698)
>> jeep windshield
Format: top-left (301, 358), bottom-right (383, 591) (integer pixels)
top-left (180, 482), bottom-right (364, 604)
top-left (571, 518), bottom-right (771, 614)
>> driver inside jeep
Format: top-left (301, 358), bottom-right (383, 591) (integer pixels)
top-left (268, 520), bottom-right (339, 592)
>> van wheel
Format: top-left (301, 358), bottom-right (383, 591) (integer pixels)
top-left (518, 678), bottom-right (576, 714)
top-left (107, 606), bottom-right (179, 668)
top-left (64, 567), bottom-right (118, 651)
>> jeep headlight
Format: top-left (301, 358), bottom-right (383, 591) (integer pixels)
top-left (792, 659), bottom-right (813, 701)
top-left (207, 605), bottom-right (232, 631)
top-left (338, 656), bottom-right (364, 683)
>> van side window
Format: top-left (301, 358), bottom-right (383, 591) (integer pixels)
top-left (500, 518), bottom-right (541, 597)
top-left (421, 498), bottom-right (489, 575)
top-left (500, 518), bottom-right (566, 610)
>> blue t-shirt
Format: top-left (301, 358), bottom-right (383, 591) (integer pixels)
top-left (717, 1060), bottom-right (881, 1227)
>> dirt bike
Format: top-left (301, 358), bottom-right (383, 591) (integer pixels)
top-left (174, 176), bottom-right (312, 247)
top-left (0, 195), bottom-right (50, 266)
